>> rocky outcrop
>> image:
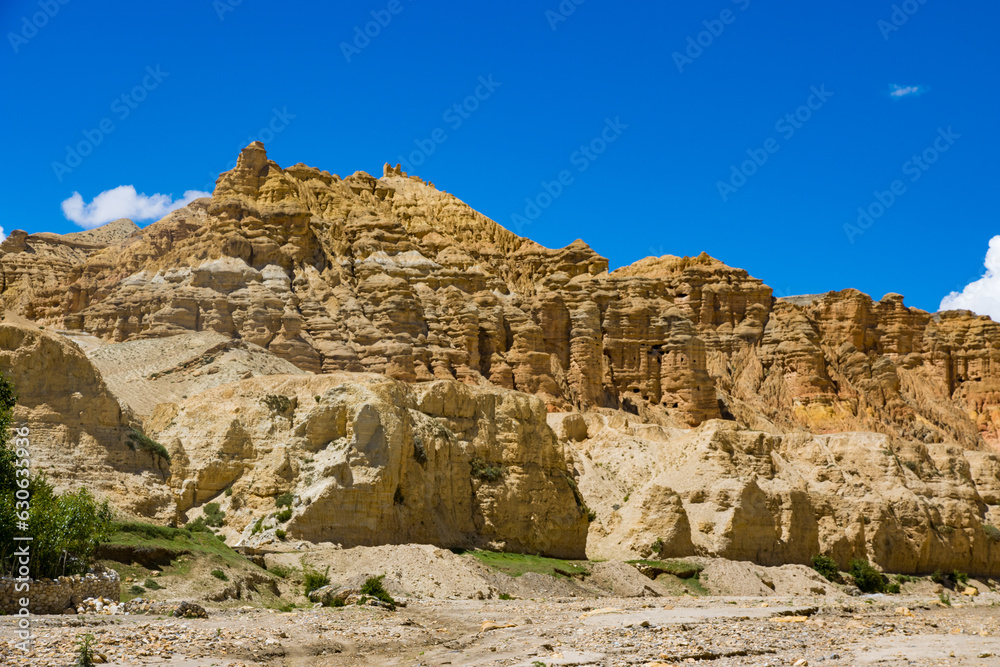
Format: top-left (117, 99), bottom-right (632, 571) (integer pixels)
top-left (0, 316), bottom-right (174, 518)
top-left (572, 417), bottom-right (1000, 576)
top-left (0, 143), bottom-right (719, 426)
top-left (146, 374), bottom-right (589, 558)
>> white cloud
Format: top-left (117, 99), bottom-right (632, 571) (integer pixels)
top-left (940, 235), bottom-right (1000, 321)
top-left (889, 84), bottom-right (929, 99)
top-left (60, 186), bottom-right (211, 229)
top-left (0, 226), bottom-right (5, 243)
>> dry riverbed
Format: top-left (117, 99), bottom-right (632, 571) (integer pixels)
top-left (3, 593), bottom-right (1000, 666)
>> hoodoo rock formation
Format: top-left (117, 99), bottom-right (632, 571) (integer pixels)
top-left (2, 142), bottom-right (999, 571)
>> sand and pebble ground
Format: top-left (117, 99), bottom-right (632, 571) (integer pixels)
top-left (4, 591), bottom-right (1000, 666)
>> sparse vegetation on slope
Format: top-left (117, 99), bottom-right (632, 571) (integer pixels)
top-left (470, 550), bottom-right (590, 578)
top-left (98, 521), bottom-right (282, 606)
top-left (127, 427), bottom-right (171, 462)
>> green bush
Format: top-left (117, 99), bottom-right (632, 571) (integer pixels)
top-left (185, 516), bottom-right (211, 533)
top-left (931, 570), bottom-right (945, 584)
top-left (143, 578), bottom-right (163, 590)
top-left (126, 428), bottom-right (171, 462)
top-left (470, 457), bottom-right (503, 482)
top-left (302, 564), bottom-right (330, 595)
top-left (810, 555), bottom-right (843, 583)
top-left (849, 559), bottom-right (886, 594)
top-left (203, 503), bottom-right (225, 527)
top-left (275, 529), bottom-right (286, 540)
top-left (210, 569), bottom-right (228, 581)
top-left (953, 570), bottom-right (969, 586)
top-left (129, 584), bottom-right (145, 595)
top-left (275, 508), bottom-right (292, 522)
top-left (360, 574), bottom-right (396, 609)
top-left (250, 517), bottom-right (264, 535)
top-left (75, 633), bottom-right (96, 667)
top-left (224, 487), bottom-right (233, 497)
top-left (275, 492), bottom-right (293, 508)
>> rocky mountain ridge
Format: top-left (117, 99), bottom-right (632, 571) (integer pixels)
top-left (1, 142), bottom-right (998, 573)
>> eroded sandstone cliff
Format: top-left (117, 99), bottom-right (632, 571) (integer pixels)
top-left (2, 143), bottom-right (999, 572)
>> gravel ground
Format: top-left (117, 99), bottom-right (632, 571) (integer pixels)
top-left (3, 592), bottom-right (999, 666)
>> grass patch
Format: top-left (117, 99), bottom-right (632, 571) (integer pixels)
top-left (269, 564), bottom-right (295, 578)
top-left (127, 427), bottom-right (171, 462)
top-left (470, 550), bottom-right (589, 578)
top-left (985, 524), bottom-right (1000, 542)
top-left (100, 521), bottom-right (281, 607)
top-left (106, 522), bottom-right (254, 571)
top-left (210, 569), bottom-right (228, 581)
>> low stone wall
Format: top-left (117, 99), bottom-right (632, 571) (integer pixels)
top-left (0, 571), bottom-right (120, 615)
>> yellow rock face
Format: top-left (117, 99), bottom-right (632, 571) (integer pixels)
top-left (3, 143), bottom-right (1000, 573)
top-left (151, 373), bottom-right (589, 558)
top-left (0, 318), bottom-right (173, 518)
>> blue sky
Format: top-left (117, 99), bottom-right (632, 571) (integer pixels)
top-left (2, 0), bottom-right (997, 314)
